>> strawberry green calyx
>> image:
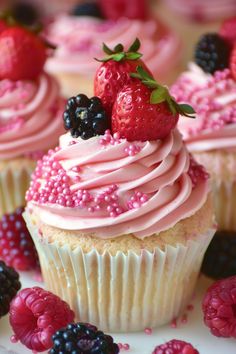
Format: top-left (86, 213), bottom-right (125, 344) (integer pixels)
top-left (131, 66), bottom-right (196, 118)
top-left (95, 38), bottom-right (143, 62)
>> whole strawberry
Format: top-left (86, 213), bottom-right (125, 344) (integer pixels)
top-left (94, 38), bottom-right (152, 116)
top-left (0, 26), bottom-right (46, 81)
top-left (230, 43), bottom-right (236, 81)
top-left (112, 66), bottom-right (195, 141)
top-left (0, 19), bottom-right (8, 34)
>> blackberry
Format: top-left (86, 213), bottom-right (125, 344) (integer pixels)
top-left (63, 94), bottom-right (110, 139)
top-left (0, 261), bottom-right (21, 317)
top-left (49, 322), bottom-right (119, 354)
top-left (71, 2), bottom-right (103, 18)
top-left (194, 33), bottom-right (230, 74)
top-left (202, 231), bottom-right (236, 279)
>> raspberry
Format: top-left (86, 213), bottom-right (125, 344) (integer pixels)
top-left (202, 276), bottom-right (236, 338)
top-left (202, 231), bottom-right (236, 279)
top-left (230, 43), bottom-right (236, 81)
top-left (0, 207), bottom-right (39, 271)
top-left (50, 322), bottom-right (119, 354)
top-left (152, 339), bottom-right (199, 354)
top-left (220, 17), bottom-right (236, 46)
top-left (9, 287), bottom-right (75, 352)
top-left (0, 261), bottom-right (21, 318)
top-left (194, 33), bottom-right (230, 74)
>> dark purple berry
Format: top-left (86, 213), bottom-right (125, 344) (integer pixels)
top-left (64, 94), bottom-right (110, 139)
top-left (50, 322), bottom-right (119, 354)
top-left (194, 33), bottom-right (230, 74)
top-left (71, 2), bottom-right (104, 18)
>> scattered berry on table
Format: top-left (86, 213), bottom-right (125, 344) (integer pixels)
top-left (9, 287), bottom-right (75, 352)
top-left (202, 231), bottom-right (236, 279)
top-left (71, 2), bottom-right (103, 18)
top-left (152, 339), bottom-right (199, 354)
top-left (111, 66), bottom-right (195, 141)
top-left (94, 38), bottom-right (151, 116)
top-left (0, 260), bottom-right (21, 318)
top-left (202, 275), bottom-right (236, 338)
top-left (194, 33), bottom-right (230, 74)
top-left (0, 26), bottom-right (46, 81)
top-left (50, 322), bottom-right (119, 354)
top-left (63, 94), bottom-right (110, 139)
top-left (0, 207), bottom-right (39, 271)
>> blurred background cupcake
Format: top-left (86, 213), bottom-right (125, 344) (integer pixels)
top-left (0, 20), bottom-right (64, 216)
top-left (43, 0), bottom-right (181, 97)
top-left (24, 48), bottom-right (215, 332)
top-left (171, 17), bottom-right (236, 234)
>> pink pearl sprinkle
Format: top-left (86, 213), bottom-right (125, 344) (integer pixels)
top-left (144, 327), bottom-right (152, 335)
top-left (123, 344), bottom-right (130, 350)
top-left (10, 335), bottom-right (18, 343)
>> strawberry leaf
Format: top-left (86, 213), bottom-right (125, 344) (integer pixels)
top-left (137, 66), bottom-right (153, 80)
top-left (178, 104), bottom-right (196, 115)
top-left (150, 89), bottom-right (166, 104)
top-left (128, 38), bottom-right (141, 52)
top-left (114, 43), bottom-right (124, 53)
top-left (102, 43), bottom-right (114, 55)
top-left (113, 52), bottom-right (126, 61)
top-left (126, 52), bottom-right (142, 60)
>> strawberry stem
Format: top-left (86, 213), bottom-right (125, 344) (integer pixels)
top-left (130, 66), bottom-right (195, 118)
top-left (95, 38), bottom-right (143, 62)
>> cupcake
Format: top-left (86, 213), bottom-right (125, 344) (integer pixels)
top-left (44, 0), bottom-right (181, 97)
top-left (163, 0), bottom-right (236, 22)
top-left (0, 24), bottom-right (64, 217)
top-left (171, 24), bottom-right (236, 232)
top-left (24, 45), bottom-right (215, 332)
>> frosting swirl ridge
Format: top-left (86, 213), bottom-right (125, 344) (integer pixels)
top-left (0, 73), bottom-right (65, 159)
top-left (171, 63), bottom-right (236, 152)
top-left (28, 129), bottom-right (209, 239)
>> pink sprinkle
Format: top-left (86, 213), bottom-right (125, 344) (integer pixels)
top-left (144, 327), bottom-right (152, 335)
top-left (170, 318), bottom-right (177, 328)
top-left (181, 313), bottom-right (188, 324)
top-left (187, 304), bottom-right (194, 311)
top-left (10, 335), bottom-right (18, 343)
top-left (123, 344), bottom-right (130, 351)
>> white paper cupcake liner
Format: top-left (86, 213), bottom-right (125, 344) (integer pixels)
top-left (0, 161), bottom-right (35, 217)
top-left (24, 211), bottom-right (215, 332)
top-left (211, 180), bottom-right (236, 231)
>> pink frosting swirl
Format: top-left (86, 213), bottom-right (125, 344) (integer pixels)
top-left (27, 129), bottom-right (209, 239)
top-left (164, 0), bottom-right (236, 21)
top-left (171, 63), bottom-right (236, 153)
top-left (44, 15), bottom-right (180, 79)
top-left (0, 73), bottom-right (65, 159)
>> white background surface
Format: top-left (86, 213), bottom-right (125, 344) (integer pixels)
top-left (0, 273), bottom-right (235, 354)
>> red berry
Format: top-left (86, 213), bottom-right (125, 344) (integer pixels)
top-left (0, 20), bottom-right (8, 34)
top-left (0, 26), bottom-right (46, 81)
top-left (0, 207), bottom-right (39, 271)
top-left (220, 17), bottom-right (236, 46)
top-left (94, 59), bottom-right (151, 116)
top-left (230, 43), bottom-right (236, 81)
top-left (9, 287), bottom-right (75, 352)
top-left (112, 81), bottom-right (179, 141)
top-left (99, 0), bottom-right (148, 21)
top-left (202, 276), bottom-right (236, 338)
top-left (152, 339), bottom-right (199, 354)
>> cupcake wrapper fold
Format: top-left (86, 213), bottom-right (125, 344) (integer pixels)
top-left (24, 211), bottom-right (215, 332)
top-left (0, 163), bottom-right (34, 217)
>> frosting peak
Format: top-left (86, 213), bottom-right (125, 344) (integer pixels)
top-left (0, 73), bottom-right (65, 159)
top-left (27, 129), bottom-right (209, 239)
top-left (171, 63), bottom-right (236, 152)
